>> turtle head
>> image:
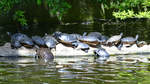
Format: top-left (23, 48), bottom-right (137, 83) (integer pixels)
top-left (82, 32), bottom-right (87, 36)
top-left (52, 31), bottom-right (62, 39)
top-left (135, 34), bottom-right (139, 40)
top-left (120, 33), bottom-right (123, 37)
top-left (72, 42), bottom-right (78, 48)
top-left (44, 33), bottom-right (48, 36)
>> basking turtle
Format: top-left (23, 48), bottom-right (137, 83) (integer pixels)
top-left (121, 34), bottom-right (139, 46)
top-left (87, 32), bottom-right (108, 45)
top-left (117, 34), bottom-right (139, 50)
top-left (106, 33), bottom-right (123, 46)
top-left (72, 42), bottom-right (90, 53)
top-left (97, 35), bottom-right (109, 45)
top-left (53, 32), bottom-right (78, 47)
top-left (52, 31), bottom-right (62, 38)
top-left (87, 32), bottom-right (102, 39)
top-left (8, 32), bottom-right (34, 48)
top-left (36, 48), bottom-right (54, 60)
top-left (11, 41), bottom-right (22, 49)
top-left (20, 36), bottom-right (34, 48)
top-left (43, 34), bottom-right (58, 49)
top-left (32, 36), bottom-right (45, 48)
top-left (94, 48), bottom-right (110, 61)
top-left (78, 36), bottom-right (100, 47)
top-left (70, 33), bottom-right (82, 39)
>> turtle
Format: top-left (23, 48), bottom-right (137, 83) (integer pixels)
top-left (78, 36), bottom-right (100, 47)
top-left (36, 48), bottom-right (54, 60)
top-left (87, 32), bottom-right (102, 39)
top-left (120, 34), bottom-right (139, 47)
top-left (32, 36), bottom-right (45, 48)
top-left (106, 33), bottom-right (123, 47)
top-left (94, 47), bottom-right (110, 61)
top-left (53, 32), bottom-right (78, 47)
top-left (13, 33), bottom-right (34, 48)
top-left (20, 36), bottom-right (34, 48)
top-left (7, 32), bottom-right (34, 48)
top-left (69, 33), bottom-right (82, 39)
top-left (43, 34), bottom-right (58, 49)
top-left (52, 31), bottom-right (64, 39)
top-left (97, 35), bottom-right (109, 45)
top-left (11, 40), bottom-right (22, 49)
top-left (87, 32), bottom-right (109, 45)
top-left (72, 42), bottom-right (90, 53)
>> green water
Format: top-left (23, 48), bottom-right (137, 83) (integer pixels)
top-left (0, 56), bottom-right (150, 84)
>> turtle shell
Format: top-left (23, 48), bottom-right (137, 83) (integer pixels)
top-left (43, 35), bottom-right (58, 49)
top-left (94, 48), bottom-right (110, 61)
top-left (87, 32), bottom-right (102, 39)
top-left (79, 36), bottom-right (100, 47)
top-left (57, 34), bottom-right (77, 47)
top-left (10, 33), bottom-right (34, 48)
top-left (121, 35), bottom-right (139, 44)
top-left (20, 36), bottom-right (34, 48)
top-left (72, 42), bottom-right (90, 53)
top-left (32, 36), bottom-right (45, 47)
top-left (106, 33), bottom-right (123, 46)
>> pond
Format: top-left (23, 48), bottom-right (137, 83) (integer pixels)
top-left (1, 19), bottom-right (150, 84)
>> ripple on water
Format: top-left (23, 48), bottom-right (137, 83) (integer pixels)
top-left (0, 56), bottom-right (150, 84)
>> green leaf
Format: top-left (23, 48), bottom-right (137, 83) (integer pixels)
top-left (37, 0), bottom-right (41, 5)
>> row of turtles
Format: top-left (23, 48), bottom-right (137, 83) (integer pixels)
top-left (7, 31), bottom-right (146, 61)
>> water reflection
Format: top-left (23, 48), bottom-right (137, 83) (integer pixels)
top-left (0, 55), bottom-right (150, 84)
top-left (1, 20), bottom-right (150, 46)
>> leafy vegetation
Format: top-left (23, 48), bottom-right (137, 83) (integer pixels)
top-left (0, 0), bottom-right (71, 26)
top-left (96, 0), bottom-right (150, 19)
top-left (0, 0), bottom-right (150, 26)
top-left (13, 10), bottom-right (27, 26)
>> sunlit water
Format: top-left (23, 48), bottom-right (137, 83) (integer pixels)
top-left (0, 56), bottom-right (150, 84)
top-left (1, 20), bottom-right (150, 84)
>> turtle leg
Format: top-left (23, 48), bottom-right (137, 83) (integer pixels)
top-left (116, 43), bottom-right (123, 50)
top-left (126, 43), bottom-right (134, 48)
top-left (115, 41), bottom-right (122, 50)
top-left (81, 48), bottom-right (89, 53)
top-left (96, 44), bottom-right (101, 48)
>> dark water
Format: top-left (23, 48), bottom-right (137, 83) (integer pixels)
top-left (1, 20), bottom-right (150, 84)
